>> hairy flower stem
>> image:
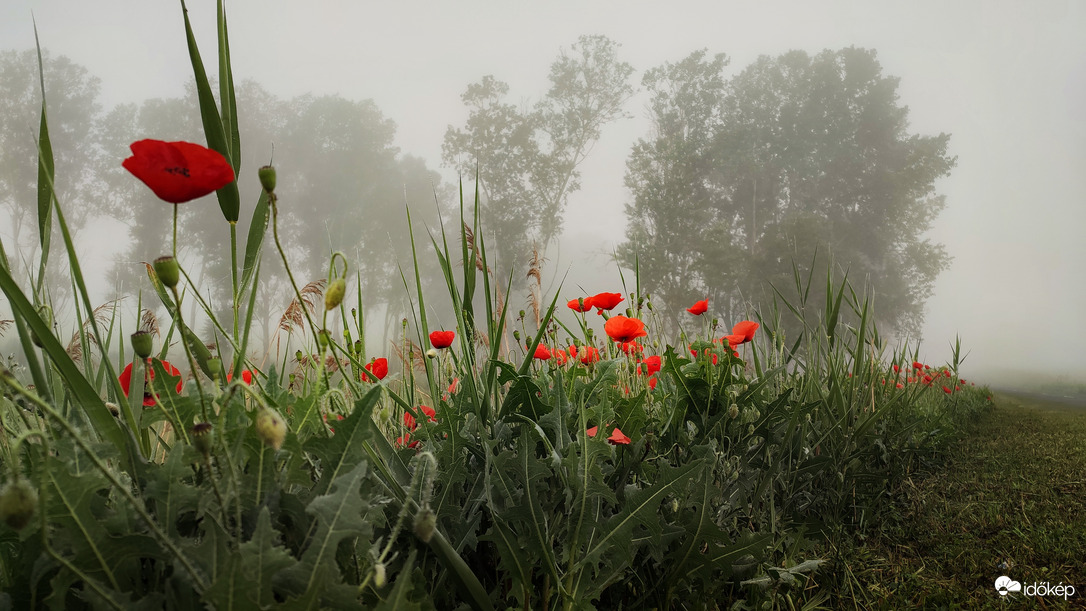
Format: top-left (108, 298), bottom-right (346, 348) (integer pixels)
top-left (269, 193), bottom-right (329, 390)
top-left (202, 452), bottom-right (238, 544)
top-left (172, 203), bottom-right (178, 258)
top-left (168, 285), bottom-right (210, 423)
top-left (0, 368), bottom-right (208, 592)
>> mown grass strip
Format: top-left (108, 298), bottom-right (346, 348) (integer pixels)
top-left (822, 390), bottom-right (1086, 609)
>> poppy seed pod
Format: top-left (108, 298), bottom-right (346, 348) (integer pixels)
top-left (130, 331), bottom-right (154, 359)
top-left (258, 165), bottom-right (276, 193)
top-left (325, 278), bottom-right (346, 311)
top-left (154, 256), bottom-right (180, 289)
top-left (192, 422), bottom-right (214, 456)
top-left (255, 408), bottom-right (288, 451)
top-left (0, 479), bottom-right (38, 530)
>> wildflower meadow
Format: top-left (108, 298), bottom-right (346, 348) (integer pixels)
top-left (0, 4), bottom-right (993, 609)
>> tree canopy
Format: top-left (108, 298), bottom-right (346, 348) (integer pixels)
top-left (443, 35), bottom-right (635, 281)
top-left (621, 47), bottom-right (955, 336)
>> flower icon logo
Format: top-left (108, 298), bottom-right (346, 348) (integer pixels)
top-left (995, 575), bottom-right (1022, 596)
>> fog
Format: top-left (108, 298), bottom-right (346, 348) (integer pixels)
top-left (1, 0), bottom-right (1083, 386)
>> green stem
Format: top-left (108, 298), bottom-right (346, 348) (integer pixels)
top-left (203, 453), bottom-right (238, 545)
top-left (230, 221), bottom-right (239, 350)
top-left (169, 285), bottom-right (210, 422)
top-left (172, 203), bottom-right (178, 258)
top-left (269, 193), bottom-right (328, 390)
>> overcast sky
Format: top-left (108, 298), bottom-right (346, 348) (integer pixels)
top-left (2, 0), bottom-right (1084, 382)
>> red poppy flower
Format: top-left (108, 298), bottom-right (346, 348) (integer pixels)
top-left (647, 376), bottom-right (657, 390)
top-left (607, 427), bottom-right (631, 445)
top-left (686, 299), bottom-right (708, 315)
top-left (619, 341), bottom-right (643, 355)
top-left (119, 360), bottom-right (182, 407)
top-left (404, 405), bottom-right (437, 431)
top-left (576, 345), bottom-right (600, 364)
top-left (942, 385), bottom-right (952, 394)
top-left (361, 357), bottom-right (388, 382)
top-left (226, 369), bottom-right (253, 385)
top-left (533, 344), bottom-right (552, 360)
top-left (639, 355), bottom-right (662, 376)
top-left (122, 140), bottom-right (235, 204)
top-left (912, 361), bottom-right (924, 370)
top-left (395, 432), bottom-right (418, 449)
top-left (567, 297), bottom-right (594, 312)
top-left (589, 292), bottom-right (623, 314)
top-left (429, 330), bottom-right (455, 349)
top-left (554, 349), bottom-right (569, 366)
top-left (731, 320), bottom-right (759, 343)
top-left (604, 315), bottom-right (647, 343)
top-left (586, 426), bottom-right (598, 437)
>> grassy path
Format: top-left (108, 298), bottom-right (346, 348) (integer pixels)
top-left (828, 390), bottom-right (1086, 609)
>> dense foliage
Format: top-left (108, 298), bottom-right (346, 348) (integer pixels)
top-left (621, 48), bottom-right (955, 335)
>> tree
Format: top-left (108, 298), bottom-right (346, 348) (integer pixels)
top-left (0, 50), bottom-right (104, 291)
top-left (443, 35), bottom-right (635, 280)
top-left (621, 48), bottom-right (955, 336)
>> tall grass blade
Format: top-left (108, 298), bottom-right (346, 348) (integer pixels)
top-left (33, 21), bottom-right (54, 293)
top-left (178, 0), bottom-right (240, 223)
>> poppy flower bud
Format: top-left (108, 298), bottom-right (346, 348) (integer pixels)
top-left (206, 357), bottom-right (223, 380)
top-left (318, 330), bottom-right (330, 349)
top-left (192, 422), bottom-right (213, 456)
top-left (513, 330), bottom-right (521, 342)
top-left (374, 562), bottom-right (387, 588)
top-left (255, 408), bottom-right (288, 451)
top-left (414, 507), bottom-right (436, 543)
top-left (425, 348), bottom-right (438, 359)
top-left (106, 402), bottom-right (121, 418)
top-left (325, 278), bottom-right (346, 311)
top-left (258, 165), bottom-right (276, 193)
top-left (0, 478), bottom-right (38, 530)
top-left (130, 331), bottom-right (154, 359)
top-left (154, 255), bottom-right (180, 289)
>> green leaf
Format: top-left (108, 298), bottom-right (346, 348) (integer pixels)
top-left (33, 21), bottom-right (54, 290)
top-left (178, 0), bottom-right (240, 222)
top-left (303, 385), bottom-right (380, 498)
top-left (204, 507), bottom-right (297, 610)
top-left (275, 460), bottom-right (373, 607)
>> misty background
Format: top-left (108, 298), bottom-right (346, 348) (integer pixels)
top-left (0, 0), bottom-right (1083, 387)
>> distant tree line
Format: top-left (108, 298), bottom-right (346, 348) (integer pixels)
top-left (1, 41), bottom-right (954, 345)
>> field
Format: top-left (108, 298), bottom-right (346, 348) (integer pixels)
top-left (0, 5), bottom-right (1072, 611)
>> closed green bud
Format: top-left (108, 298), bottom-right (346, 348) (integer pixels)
top-left (317, 330), bottom-right (330, 349)
top-left (206, 357), bottom-right (223, 380)
top-left (325, 278), bottom-right (346, 311)
top-left (373, 563), bottom-right (387, 588)
top-left (154, 255), bottom-right (180, 289)
top-left (130, 331), bottom-right (154, 359)
top-left (414, 507), bottom-right (436, 543)
top-left (258, 165), bottom-right (276, 193)
top-left (0, 479), bottom-right (38, 530)
top-left (255, 408), bottom-right (288, 451)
